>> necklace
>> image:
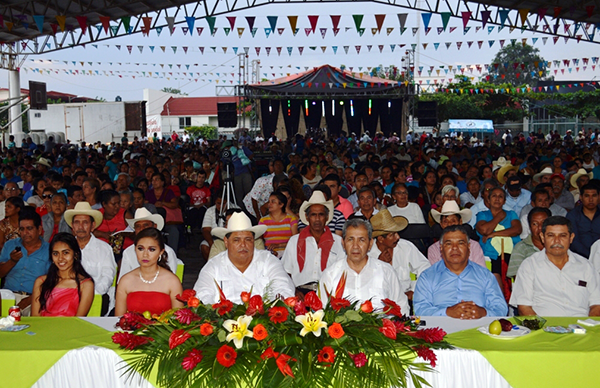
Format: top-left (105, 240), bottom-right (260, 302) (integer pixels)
top-left (139, 269), bottom-right (159, 284)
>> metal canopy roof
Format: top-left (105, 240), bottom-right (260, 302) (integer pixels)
top-left (1, 0), bottom-right (600, 55)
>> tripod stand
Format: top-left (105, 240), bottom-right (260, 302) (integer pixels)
top-left (219, 163), bottom-right (239, 220)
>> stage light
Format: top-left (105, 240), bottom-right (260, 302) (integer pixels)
top-left (350, 99), bottom-right (354, 117)
top-left (269, 102), bottom-right (272, 113)
top-left (368, 99), bottom-right (372, 115)
top-left (305, 100), bottom-right (309, 116)
top-left (312, 101), bottom-right (316, 105)
top-left (332, 100), bottom-right (336, 115)
top-left (287, 100), bottom-right (291, 116)
top-left (340, 101), bottom-right (344, 105)
top-left (388, 100), bottom-right (391, 108)
top-left (322, 101), bottom-right (326, 117)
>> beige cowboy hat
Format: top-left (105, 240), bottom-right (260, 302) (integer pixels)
top-left (299, 191), bottom-right (335, 226)
top-left (126, 207), bottom-right (164, 231)
top-left (430, 200), bottom-right (472, 224)
top-left (370, 209), bottom-right (408, 238)
top-left (35, 157), bottom-right (52, 168)
top-left (497, 163), bottom-right (519, 184)
top-left (533, 167), bottom-right (554, 183)
top-left (64, 201), bottom-right (103, 227)
top-left (211, 211), bottom-right (267, 240)
top-left (491, 156), bottom-right (509, 172)
top-left (570, 168), bottom-right (594, 189)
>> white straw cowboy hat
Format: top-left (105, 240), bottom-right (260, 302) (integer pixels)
top-left (431, 200), bottom-right (472, 224)
top-left (570, 168), bottom-right (594, 189)
top-left (491, 156), bottom-right (509, 172)
top-left (211, 211), bottom-right (267, 240)
top-left (370, 209), bottom-right (408, 238)
top-left (35, 157), bottom-right (52, 168)
top-left (299, 191), bottom-right (335, 226)
top-left (126, 207), bottom-right (164, 231)
top-left (64, 201), bottom-right (103, 228)
top-left (533, 167), bottom-right (554, 183)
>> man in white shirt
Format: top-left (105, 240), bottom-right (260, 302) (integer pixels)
top-left (352, 187), bottom-right (380, 219)
top-left (368, 210), bottom-right (430, 300)
top-left (510, 216), bottom-right (600, 317)
top-left (65, 202), bottom-right (116, 314)
top-left (282, 191), bottom-right (345, 294)
top-left (118, 208), bottom-right (179, 282)
top-left (319, 218), bottom-right (409, 315)
top-left (194, 212), bottom-right (294, 304)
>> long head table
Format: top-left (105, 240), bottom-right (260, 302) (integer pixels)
top-left (1, 316), bottom-right (598, 388)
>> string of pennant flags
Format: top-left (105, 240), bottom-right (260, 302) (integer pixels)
top-left (20, 63), bottom-right (599, 94)
top-left (17, 34), bottom-right (591, 59)
top-left (4, 10), bottom-right (600, 49)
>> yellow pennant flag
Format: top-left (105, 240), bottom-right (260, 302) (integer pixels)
top-left (56, 15), bottom-right (66, 32)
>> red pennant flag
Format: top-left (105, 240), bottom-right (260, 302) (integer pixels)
top-left (374, 14), bottom-right (386, 32)
top-left (586, 6), bottom-right (595, 18)
top-left (99, 16), bottom-right (110, 34)
top-left (461, 12), bottom-right (471, 28)
top-left (330, 15), bottom-right (341, 29)
top-left (553, 7), bottom-right (562, 18)
top-left (50, 23), bottom-right (58, 35)
top-left (308, 15), bottom-right (319, 33)
top-left (76, 16), bottom-right (88, 35)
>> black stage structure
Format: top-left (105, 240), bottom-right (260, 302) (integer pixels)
top-left (244, 65), bottom-right (415, 139)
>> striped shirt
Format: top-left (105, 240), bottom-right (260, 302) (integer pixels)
top-left (259, 214), bottom-right (299, 255)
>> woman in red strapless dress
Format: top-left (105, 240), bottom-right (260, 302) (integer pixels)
top-left (115, 228), bottom-right (183, 316)
top-left (31, 233), bottom-right (95, 317)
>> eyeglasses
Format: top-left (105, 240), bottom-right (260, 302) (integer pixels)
top-left (4, 188), bottom-right (19, 192)
top-left (42, 194), bottom-right (53, 199)
top-left (394, 191), bottom-right (409, 196)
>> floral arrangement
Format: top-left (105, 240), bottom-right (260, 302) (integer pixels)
top-left (112, 283), bottom-right (451, 388)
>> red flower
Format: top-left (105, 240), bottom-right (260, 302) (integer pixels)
top-left (212, 299), bottom-right (234, 316)
top-left (275, 353), bottom-right (296, 378)
top-left (293, 300), bottom-right (307, 316)
top-left (116, 312), bottom-right (153, 331)
top-left (240, 291), bottom-right (251, 303)
top-left (317, 346), bottom-right (336, 365)
top-left (112, 332), bottom-right (153, 350)
top-left (268, 307), bottom-right (289, 324)
top-left (188, 297), bottom-right (200, 307)
top-left (253, 324), bottom-right (268, 340)
top-left (176, 289), bottom-right (196, 303)
top-left (381, 298), bottom-right (402, 317)
top-left (216, 344), bottom-right (237, 367)
top-left (328, 322), bottom-right (345, 339)
top-left (169, 329), bottom-right (191, 349)
top-left (304, 291), bottom-right (323, 311)
top-left (349, 352), bottom-right (368, 368)
top-left (360, 300), bottom-right (373, 313)
top-left (394, 321), bottom-right (411, 333)
top-left (379, 318), bottom-right (397, 340)
top-left (246, 294), bottom-right (265, 316)
top-left (407, 328), bottom-right (447, 343)
top-left (174, 309), bottom-right (201, 325)
top-left (330, 297), bottom-right (351, 312)
top-left (200, 323), bottom-right (214, 336)
top-left (283, 296), bottom-right (298, 307)
top-left (181, 348), bottom-right (203, 371)
top-left (260, 347), bottom-right (280, 361)
top-left (413, 345), bottom-right (437, 367)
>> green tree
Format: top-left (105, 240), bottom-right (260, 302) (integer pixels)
top-left (0, 102), bottom-right (29, 132)
top-left (487, 43), bottom-right (549, 85)
top-left (161, 87), bottom-right (188, 96)
top-left (185, 124), bottom-right (217, 140)
top-left (371, 64), bottom-right (406, 81)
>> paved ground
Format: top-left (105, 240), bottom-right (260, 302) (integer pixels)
top-left (178, 229), bottom-right (206, 290)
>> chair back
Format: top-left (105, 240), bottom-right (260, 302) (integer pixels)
top-left (0, 289), bottom-right (16, 317)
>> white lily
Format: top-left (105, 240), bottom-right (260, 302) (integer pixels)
top-left (295, 310), bottom-right (328, 337)
top-left (223, 315), bottom-right (254, 349)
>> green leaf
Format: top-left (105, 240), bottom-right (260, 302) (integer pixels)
top-left (344, 310), bottom-right (363, 322)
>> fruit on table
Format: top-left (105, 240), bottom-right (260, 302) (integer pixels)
top-left (489, 320), bottom-right (502, 335)
top-left (499, 318), bottom-right (513, 332)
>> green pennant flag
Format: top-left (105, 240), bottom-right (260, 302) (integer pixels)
top-left (441, 12), bottom-right (451, 31)
top-left (358, 28), bottom-right (365, 36)
top-left (224, 27), bottom-right (230, 36)
top-left (206, 16), bottom-right (216, 35)
top-left (121, 16), bottom-right (131, 32)
top-left (110, 25), bottom-right (119, 35)
top-left (353, 15), bottom-right (364, 30)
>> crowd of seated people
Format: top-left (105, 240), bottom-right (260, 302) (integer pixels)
top-left (1, 128), bottom-right (600, 319)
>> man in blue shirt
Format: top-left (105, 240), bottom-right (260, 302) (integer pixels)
top-left (414, 224), bottom-right (507, 318)
top-left (0, 208), bottom-right (50, 314)
top-left (566, 183), bottom-right (600, 258)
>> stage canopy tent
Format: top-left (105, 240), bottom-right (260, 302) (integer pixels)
top-left (246, 65), bottom-right (408, 138)
top-left (448, 119), bottom-right (494, 133)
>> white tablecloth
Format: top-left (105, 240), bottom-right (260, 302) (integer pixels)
top-left (32, 317), bottom-right (512, 388)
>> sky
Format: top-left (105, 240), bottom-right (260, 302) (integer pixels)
top-left (1, 2), bottom-right (598, 102)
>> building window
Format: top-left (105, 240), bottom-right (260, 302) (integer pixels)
top-left (34, 113), bottom-right (41, 118)
top-left (179, 117), bottom-right (191, 129)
